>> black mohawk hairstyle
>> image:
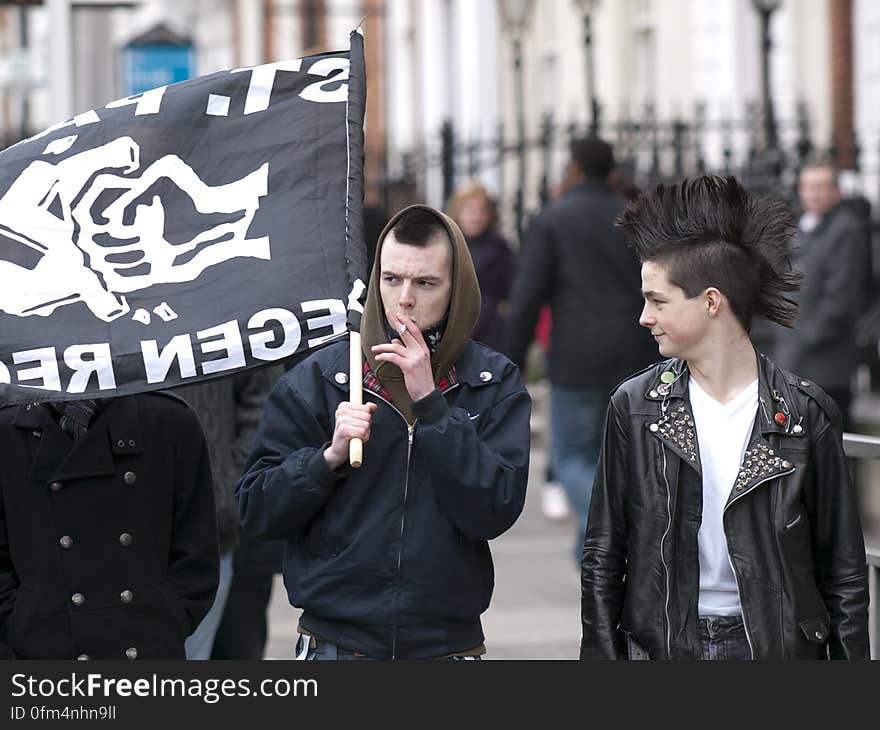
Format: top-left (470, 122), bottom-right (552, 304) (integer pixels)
top-left (617, 175), bottom-right (803, 329)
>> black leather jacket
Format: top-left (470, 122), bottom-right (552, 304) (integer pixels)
top-left (581, 353), bottom-right (869, 660)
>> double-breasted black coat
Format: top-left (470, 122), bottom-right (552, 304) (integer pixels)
top-left (0, 392), bottom-right (219, 660)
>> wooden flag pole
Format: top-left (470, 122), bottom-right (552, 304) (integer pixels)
top-left (349, 330), bottom-right (364, 468)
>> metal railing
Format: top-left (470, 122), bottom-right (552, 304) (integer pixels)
top-left (843, 432), bottom-right (880, 659)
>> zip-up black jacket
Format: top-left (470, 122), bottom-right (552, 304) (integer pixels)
top-left (237, 340), bottom-right (530, 659)
top-left (581, 353), bottom-right (869, 660)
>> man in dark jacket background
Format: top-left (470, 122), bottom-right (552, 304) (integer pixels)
top-left (0, 393), bottom-right (218, 660)
top-left (237, 205), bottom-right (531, 660)
top-left (771, 159), bottom-right (870, 430)
top-left (505, 136), bottom-right (654, 562)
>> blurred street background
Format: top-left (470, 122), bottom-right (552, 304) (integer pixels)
top-left (5, 0), bottom-right (880, 659)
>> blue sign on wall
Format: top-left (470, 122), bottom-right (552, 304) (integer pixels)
top-left (122, 44), bottom-right (194, 97)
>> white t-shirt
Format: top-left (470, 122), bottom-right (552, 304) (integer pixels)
top-left (688, 376), bottom-right (759, 617)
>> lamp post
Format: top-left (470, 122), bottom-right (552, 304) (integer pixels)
top-left (497, 0), bottom-right (534, 244)
top-left (572, 0), bottom-right (600, 135)
top-left (752, 0), bottom-right (781, 153)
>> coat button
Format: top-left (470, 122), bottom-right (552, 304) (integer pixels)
top-left (479, 371), bottom-right (492, 382)
top-left (117, 439), bottom-right (126, 448)
top-left (800, 380), bottom-right (810, 387)
top-left (123, 471), bottom-right (137, 485)
top-left (125, 647), bottom-right (138, 660)
top-left (120, 589), bottom-right (134, 604)
top-left (128, 440), bottom-right (136, 447)
top-left (649, 390), bottom-right (658, 398)
top-left (815, 630), bottom-right (823, 640)
top-left (49, 481), bottom-right (63, 492)
top-left (59, 535), bottom-right (74, 549)
top-left (792, 424), bottom-right (803, 434)
top-left (119, 533), bottom-right (133, 547)
top-left (32, 430), bottom-right (41, 438)
top-left (334, 372), bottom-right (348, 384)
top-left (71, 593), bottom-right (85, 606)
top-left (77, 654), bottom-right (90, 661)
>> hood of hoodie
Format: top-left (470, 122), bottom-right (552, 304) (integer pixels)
top-left (362, 204), bottom-right (481, 422)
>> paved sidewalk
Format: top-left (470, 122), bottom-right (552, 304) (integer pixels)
top-left (263, 382), bottom-right (582, 660)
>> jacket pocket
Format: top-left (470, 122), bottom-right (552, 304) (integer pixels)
top-left (798, 617), bottom-right (830, 644)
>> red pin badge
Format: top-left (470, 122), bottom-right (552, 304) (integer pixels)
top-left (774, 412), bottom-right (787, 426)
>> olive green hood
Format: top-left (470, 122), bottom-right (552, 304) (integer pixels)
top-left (362, 204), bottom-right (481, 423)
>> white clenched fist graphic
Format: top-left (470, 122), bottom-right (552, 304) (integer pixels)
top-left (0, 136), bottom-right (270, 323)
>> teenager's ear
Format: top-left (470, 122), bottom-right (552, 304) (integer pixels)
top-left (705, 287), bottom-right (723, 317)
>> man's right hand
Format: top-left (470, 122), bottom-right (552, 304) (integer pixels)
top-left (323, 401), bottom-right (378, 470)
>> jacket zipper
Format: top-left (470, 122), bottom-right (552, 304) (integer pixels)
top-left (659, 449), bottom-right (674, 658)
top-left (363, 390), bottom-right (411, 660)
top-left (392, 424), bottom-right (414, 660)
top-left (721, 466), bottom-right (796, 660)
top-left (362, 384), bottom-right (460, 659)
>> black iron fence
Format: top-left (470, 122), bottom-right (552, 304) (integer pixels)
top-left (378, 103), bottom-right (880, 246)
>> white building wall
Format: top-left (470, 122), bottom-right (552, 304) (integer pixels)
top-left (854, 0), bottom-right (880, 205)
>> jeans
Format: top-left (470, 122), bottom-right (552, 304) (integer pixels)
top-left (549, 386), bottom-right (607, 563)
top-left (699, 615), bottom-right (751, 661)
top-left (185, 551), bottom-right (234, 660)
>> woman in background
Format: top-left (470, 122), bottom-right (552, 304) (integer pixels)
top-left (447, 181), bottom-right (516, 352)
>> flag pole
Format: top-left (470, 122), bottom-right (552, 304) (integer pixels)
top-left (349, 330), bottom-right (364, 468)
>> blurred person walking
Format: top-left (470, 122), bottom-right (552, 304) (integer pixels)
top-left (771, 160), bottom-right (870, 430)
top-left (506, 136), bottom-right (654, 562)
top-left (447, 181), bottom-right (517, 352)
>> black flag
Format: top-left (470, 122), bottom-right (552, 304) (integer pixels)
top-left (0, 31), bottom-right (367, 405)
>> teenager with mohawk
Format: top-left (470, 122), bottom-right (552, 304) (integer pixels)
top-left (580, 176), bottom-right (869, 660)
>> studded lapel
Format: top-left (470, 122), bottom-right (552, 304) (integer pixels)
top-left (643, 361), bottom-right (701, 473)
top-left (727, 437), bottom-right (796, 505)
top-left (647, 401), bottom-right (701, 473)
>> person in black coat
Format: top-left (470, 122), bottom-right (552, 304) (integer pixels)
top-left (0, 392), bottom-right (219, 660)
top-left (505, 136), bottom-right (655, 562)
top-left (771, 160), bottom-right (871, 430)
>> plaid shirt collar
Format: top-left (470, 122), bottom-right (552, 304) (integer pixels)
top-left (362, 361), bottom-right (459, 401)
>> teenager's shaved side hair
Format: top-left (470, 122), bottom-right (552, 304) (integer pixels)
top-left (617, 175), bottom-right (803, 331)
